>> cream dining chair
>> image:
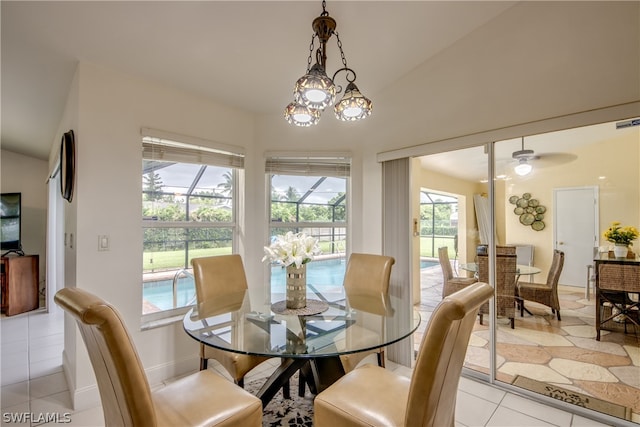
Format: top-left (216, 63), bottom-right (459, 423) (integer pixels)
top-left (314, 282), bottom-right (493, 427)
top-left (191, 255), bottom-right (271, 389)
top-left (339, 253), bottom-right (395, 372)
top-left (54, 287), bottom-right (262, 427)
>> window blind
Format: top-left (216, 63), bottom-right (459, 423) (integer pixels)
top-left (141, 129), bottom-right (244, 168)
top-left (265, 154), bottom-right (350, 177)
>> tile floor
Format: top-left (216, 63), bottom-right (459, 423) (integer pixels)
top-left (0, 296), bottom-right (625, 426)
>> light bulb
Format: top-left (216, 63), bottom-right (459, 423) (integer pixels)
top-left (514, 160), bottom-right (532, 176)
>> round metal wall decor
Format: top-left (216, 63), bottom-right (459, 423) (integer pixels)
top-left (509, 192), bottom-right (546, 231)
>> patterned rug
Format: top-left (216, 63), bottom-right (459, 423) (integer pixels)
top-left (245, 373), bottom-right (314, 427)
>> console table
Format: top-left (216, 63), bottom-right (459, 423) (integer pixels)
top-left (0, 255), bottom-right (39, 316)
top-left (594, 254), bottom-right (640, 340)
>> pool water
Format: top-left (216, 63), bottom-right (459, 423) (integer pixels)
top-left (270, 258), bottom-right (346, 294)
top-left (143, 258), bottom-right (438, 312)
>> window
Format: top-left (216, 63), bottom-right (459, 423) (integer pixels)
top-left (265, 154), bottom-right (350, 296)
top-left (142, 129), bottom-right (244, 318)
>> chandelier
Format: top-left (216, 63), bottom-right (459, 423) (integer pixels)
top-left (284, 1), bottom-right (372, 127)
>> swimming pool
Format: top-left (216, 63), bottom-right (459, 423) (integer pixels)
top-left (142, 257), bottom-right (438, 313)
top-left (270, 257), bottom-right (346, 293)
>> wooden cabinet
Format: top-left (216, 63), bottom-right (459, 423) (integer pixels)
top-left (1, 255), bottom-right (39, 316)
top-left (594, 255), bottom-right (640, 340)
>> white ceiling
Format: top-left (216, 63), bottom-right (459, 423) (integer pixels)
top-left (1, 1), bottom-right (517, 160)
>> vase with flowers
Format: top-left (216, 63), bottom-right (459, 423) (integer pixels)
top-left (603, 221), bottom-right (639, 258)
top-left (262, 231), bottom-right (320, 308)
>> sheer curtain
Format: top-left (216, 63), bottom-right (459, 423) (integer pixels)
top-left (474, 193), bottom-right (491, 245)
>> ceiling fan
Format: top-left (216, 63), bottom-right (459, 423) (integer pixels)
top-left (511, 137), bottom-right (577, 176)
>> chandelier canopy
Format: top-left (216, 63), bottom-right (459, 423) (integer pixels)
top-left (284, 1), bottom-right (372, 127)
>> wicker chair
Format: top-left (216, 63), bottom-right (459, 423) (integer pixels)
top-left (517, 250), bottom-right (565, 320)
top-left (477, 251), bottom-right (517, 328)
top-left (438, 247), bottom-right (477, 299)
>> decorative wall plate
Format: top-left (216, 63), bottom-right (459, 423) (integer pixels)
top-left (532, 221), bottom-right (545, 231)
top-left (509, 192), bottom-right (547, 231)
top-left (520, 213), bottom-right (535, 225)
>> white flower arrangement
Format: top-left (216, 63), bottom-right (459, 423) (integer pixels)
top-left (262, 231), bottom-right (321, 268)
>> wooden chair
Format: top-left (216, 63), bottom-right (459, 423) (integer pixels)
top-left (314, 282), bottom-right (494, 427)
top-left (54, 287), bottom-right (262, 427)
top-left (438, 247), bottom-right (477, 299)
top-left (191, 255), bottom-right (271, 388)
top-left (517, 250), bottom-right (564, 320)
top-left (339, 253), bottom-right (395, 372)
top-left (477, 251), bottom-right (517, 328)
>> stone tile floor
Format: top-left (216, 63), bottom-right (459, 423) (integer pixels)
top-left (418, 262), bottom-right (640, 423)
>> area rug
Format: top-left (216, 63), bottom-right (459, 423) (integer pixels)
top-left (512, 375), bottom-right (632, 420)
top-left (245, 373), bottom-right (314, 427)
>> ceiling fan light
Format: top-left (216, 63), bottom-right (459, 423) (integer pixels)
top-left (294, 63), bottom-right (336, 110)
top-left (284, 102), bottom-right (320, 127)
top-left (334, 82), bottom-right (372, 121)
top-left (514, 159), bottom-right (533, 176)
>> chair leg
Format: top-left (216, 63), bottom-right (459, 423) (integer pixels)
top-left (510, 317), bottom-right (515, 329)
top-left (478, 314), bottom-right (483, 325)
top-left (556, 310), bottom-right (561, 321)
top-left (236, 378), bottom-right (244, 388)
top-left (377, 350), bottom-right (385, 368)
top-left (200, 358), bottom-right (208, 371)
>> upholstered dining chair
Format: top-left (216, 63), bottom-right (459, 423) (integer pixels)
top-left (54, 287), bottom-right (262, 427)
top-left (314, 281), bottom-right (493, 427)
top-left (438, 247), bottom-right (477, 299)
top-left (517, 249), bottom-right (565, 320)
top-left (339, 253), bottom-right (395, 372)
top-left (477, 251), bottom-right (517, 328)
top-left (191, 255), bottom-right (270, 388)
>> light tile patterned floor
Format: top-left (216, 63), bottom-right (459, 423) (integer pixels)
top-left (419, 261), bottom-right (640, 424)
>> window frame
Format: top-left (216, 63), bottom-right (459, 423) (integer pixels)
top-left (141, 129), bottom-right (244, 323)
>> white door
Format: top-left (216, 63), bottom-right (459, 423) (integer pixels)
top-left (553, 187), bottom-right (598, 287)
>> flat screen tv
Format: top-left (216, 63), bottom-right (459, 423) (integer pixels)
top-left (1, 193), bottom-right (22, 254)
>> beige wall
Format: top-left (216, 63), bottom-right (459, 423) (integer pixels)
top-left (505, 131), bottom-right (640, 278)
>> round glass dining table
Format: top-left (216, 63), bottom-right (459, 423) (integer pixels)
top-left (183, 286), bottom-right (420, 406)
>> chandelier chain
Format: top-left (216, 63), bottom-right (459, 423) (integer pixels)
top-left (335, 32), bottom-right (348, 69)
top-left (306, 34), bottom-right (316, 73)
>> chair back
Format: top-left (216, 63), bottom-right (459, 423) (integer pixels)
top-left (477, 253), bottom-right (517, 319)
top-left (546, 250), bottom-right (565, 288)
top-left (192, 255), bottom-right (249, 310)
top-left (54, 288), bottom-right (156, 426)
top-left (405, 282), bottom-right (493, 426)
top-left (438, 247), bottom-right (454, 281)
top-left (343, 253), bottom-right (395, 296)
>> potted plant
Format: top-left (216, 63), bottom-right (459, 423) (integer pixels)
top-left (603, 221), bottom-right (639, 258)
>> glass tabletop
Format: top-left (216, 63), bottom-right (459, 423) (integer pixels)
top-left (183, 288), bottom-right (421, 359)
top-left (459, 262), bottom-right (541, 275)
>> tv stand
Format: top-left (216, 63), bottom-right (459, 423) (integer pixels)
top-left (1, 255), bottom-right (39, 316)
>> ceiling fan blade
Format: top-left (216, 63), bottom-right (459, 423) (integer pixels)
top-left (534, 152), bottom-right (578, 167)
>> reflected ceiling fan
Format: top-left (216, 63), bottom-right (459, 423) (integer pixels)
top-left (511, 137), bottom-right (577, 176)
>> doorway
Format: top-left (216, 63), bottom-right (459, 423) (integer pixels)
top-left (553, 186), bottom-right (599, 287)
